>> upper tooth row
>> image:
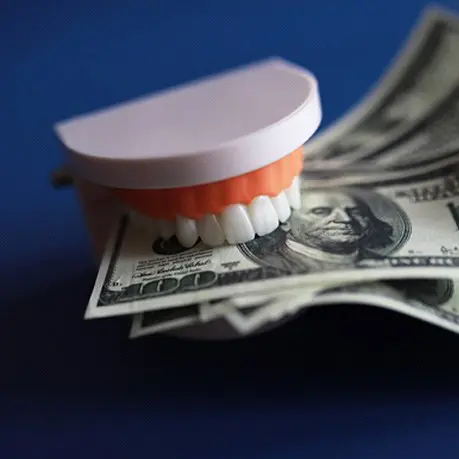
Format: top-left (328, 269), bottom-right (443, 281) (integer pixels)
top-left (133, 176), bottom-right (301, 247)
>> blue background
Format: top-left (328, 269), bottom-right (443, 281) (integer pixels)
top-left (2, 0), bottom-right (459, 457)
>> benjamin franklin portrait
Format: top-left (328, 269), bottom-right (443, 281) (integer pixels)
top-left (240, 187), bottom-right (411, 273)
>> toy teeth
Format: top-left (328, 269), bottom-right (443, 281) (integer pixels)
top-left (54, 57), bottom-right (321, 247)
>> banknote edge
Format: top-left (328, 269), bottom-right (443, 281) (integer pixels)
top-left (303, 4), bottom-right (459, 155)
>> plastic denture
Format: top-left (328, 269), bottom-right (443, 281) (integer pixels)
top-left (178, 177), bottom-right (299, 246)
top-left (111, 148), bottom-right (303, 246)
top-left (130, 176), bottom-right (299, 247)
top-left (53, 57), bottom-right (322, 247)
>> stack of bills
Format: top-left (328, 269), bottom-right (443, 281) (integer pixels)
top-left (58, 5), bottom-right (459, 340)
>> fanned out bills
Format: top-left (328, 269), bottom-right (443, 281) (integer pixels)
top-left (301, 5), bottom-right (459, 187)
top-left (130, 278), bottom-right (459, 337)
top-left (86, 172), bottom-right (459, 314)
top-left (82, 5), bottom-right (459, 339)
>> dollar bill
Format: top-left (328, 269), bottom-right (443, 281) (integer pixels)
top-left (218, 278), bottom-right (459, 336)
top-left (85, 172), bottom-right (459, 319)
top-left (372, 92), bottom-right (459, 168)
top-left (303, 8), bottom-right (459, 189)
top-left (128, 294), bottom-right (278, 337)
top-left (211, 278), bottom-right (458, 336)
top-left (303, 6), bottom-right (459, 165)
top-left (298, 5), bottom-right (459, 189)
top-left (208, 302), bottom-right (301, 336)
top-left (301, 70), bottom-right (459, 187)
top-left (129, 293), bottom-right (309, 337)
top-left (130, 278), bottom-right (459, 338)
top-left (309, 278), bottom-right (459, 334)
top-left (198, 293), bottom-right (294, 322)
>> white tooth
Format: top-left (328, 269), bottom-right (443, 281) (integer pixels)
top-left (158, 219), bottom-right (176, 240)
top-left (248, 196), bottom-right (279, 236)
top-left (196, 214), bottom-right (225, 247)
top-left (219, 204), bottom-right (255, 244)
top-left (270, 191), bottom-right (291, 222)
top-left (285, 176), bottom-right (301, 210)
top-left (175, 216), bottom-right (199, 248)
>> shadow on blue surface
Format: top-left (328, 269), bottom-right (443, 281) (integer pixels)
top-left (2, 261), bottom-right (459, 458)
top-left (3, 263), bottom-right (459, 399)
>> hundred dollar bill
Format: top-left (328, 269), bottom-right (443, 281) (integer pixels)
top-left (128, 292), bottom-right (312, 337)
top-left (127, 294), bottom-right (278, 337)
top-left (302, 59), bottom-right (459, 187)
top-left (304, 278), bottom-right (459, 333)
top-left (203, 278), bottom-right (459, 336)
top-left (129, 303), bottom-right (201, 336)
top-left (299, 5), bottom-right (459, 189)
top-left (130, 278), bottom-right (459, 338)
top-left (301, 161), bottom-right (459, 191)
top-left (86, 172), bottom-right (459, 319)
top-left (202, 291), bottom-right (319, 335)
top-left (303, 6), bottom-right (459, 166)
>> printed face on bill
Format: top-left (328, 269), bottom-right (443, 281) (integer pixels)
top-left (290, 191), bottom-right (372, 251)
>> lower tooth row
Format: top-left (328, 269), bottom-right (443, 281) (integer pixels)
top-left (134, 176), bottom-right (301, 248)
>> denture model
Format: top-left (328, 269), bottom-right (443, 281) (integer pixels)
top-left (54, 58), bottom-right (321, 248)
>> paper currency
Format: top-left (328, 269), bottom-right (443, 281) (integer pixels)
top-left (308, 278), bottom-right (459, 334)
top-left (233, 278), bottom-right (459, 335)
top-left (300, 6), bottom-right (459, 187)
top-left (85, 171), bottom-right (459, 319)
top-left (300, 81), bottom-right (459, 188)
top-left (127, 295), bottom-right (275, 337)
top-left (129, 293), bottom-right (312, 337)
top-left (130, 304), bottom-right (201, 336)
top-left (130, 278), bottom-right (459, 338)
top-left (204, 299), bottom-right (307, 336)
top-left (304, 6), bottom-right (459, 163)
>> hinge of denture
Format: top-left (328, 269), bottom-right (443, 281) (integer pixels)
top-left (53, 57), bottom-right (322, 247)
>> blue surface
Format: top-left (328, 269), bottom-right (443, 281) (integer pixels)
top-left (2, 1), bottom-right (459, 457)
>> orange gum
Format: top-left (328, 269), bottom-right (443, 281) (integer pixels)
top-left (110, 147), bottom-right (303, 221)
